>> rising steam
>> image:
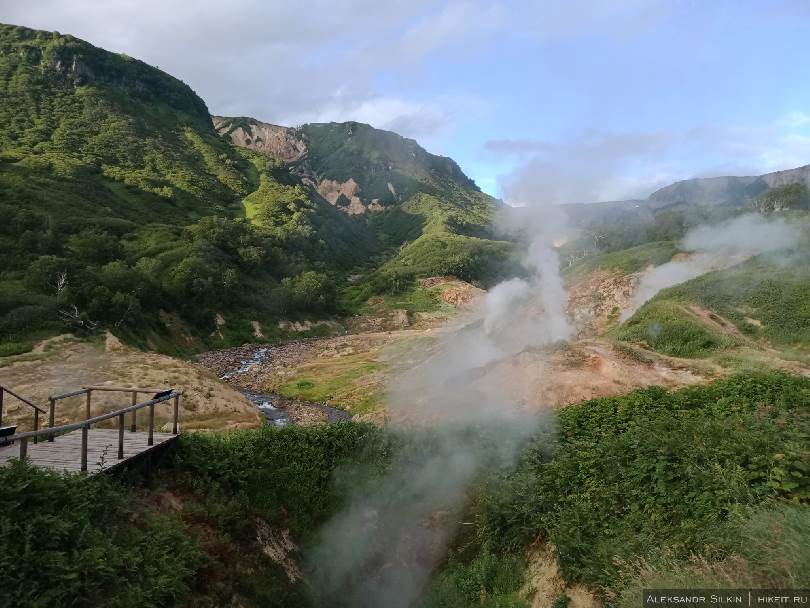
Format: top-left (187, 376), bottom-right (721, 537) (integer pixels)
top-left (308, 200), bottom-right (571, 607)
top-left (623, 213), bottom-right (802, 318)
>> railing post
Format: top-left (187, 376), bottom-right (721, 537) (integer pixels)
top-left (85, 389), bottom-right (92, 420)
top-left (19, 436), bottom-right (28, 460)
top-left (148, 403), bottom-right (155, 446)
top-left (33, 410), bottom-right (39, 444)
top-left (0, 387), bottom-right (4, 427)
top-left (118, 413), bottom-right (125, 459)
top-left (48, 398), bottom-right (56, 442)
top-left (81, 425), bottom-right (88, 473)
top-left (172, 394), bottom-right (179, 435)
top-left (130, 391), bottom-right (137, 432)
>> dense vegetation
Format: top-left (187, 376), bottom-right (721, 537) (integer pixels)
top-left (0, 424), bottom-right (390, 608)
top-left (427, 372), bottom-right (809, 606)
top-left (0, 24), bottom-right (358, 352)
top-left (2, 373), bottom-right (806, 607)
top-left (617, 250), bottom-right (810, 358)
top-left (0, 24), bottom-right (512, 354)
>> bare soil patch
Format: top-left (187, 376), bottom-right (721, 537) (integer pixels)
top-left (1, 335), bottom-right (261, 432)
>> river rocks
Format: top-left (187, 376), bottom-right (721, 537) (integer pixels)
top-left (193, 341), bottom-right (352, 426)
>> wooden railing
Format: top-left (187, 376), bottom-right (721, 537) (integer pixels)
top-left (8, 387), bottom-right (181, 473)
top-left (0, 385), bottom-right (47, 440)
top-left (48, 386), bottom-right (180, 438)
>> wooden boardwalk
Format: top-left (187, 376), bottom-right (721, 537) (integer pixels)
top-left (0, 384), bottom-right (182, 475)
top-left (0, 428), bottom-right (177, 474)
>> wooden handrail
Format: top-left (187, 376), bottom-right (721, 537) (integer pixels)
top-left (0, 386), bottom-right (46, 414)
top-left (82, 386), bottom-right (170, 393)
top-left (10, 392), bottom-right (179, 441)
top-left (47, 386), bottom-right (179, 439)
top-left (49, 388), bottom-right (90, 401)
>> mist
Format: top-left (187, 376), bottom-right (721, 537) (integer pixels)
top-left (308, 199), bottom-right (571, 606)
top-left (624, 213), bottom-right (802, 318)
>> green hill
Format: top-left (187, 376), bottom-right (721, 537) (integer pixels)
top-left (216, 115), bottom-right (516, 306)
top-left (616, 251), bottom-right (810, 359)
top-left (0, 24), bottom-right (510, 354)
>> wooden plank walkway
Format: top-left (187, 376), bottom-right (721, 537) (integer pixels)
top-left (0, 429), bottom-right (177, 474)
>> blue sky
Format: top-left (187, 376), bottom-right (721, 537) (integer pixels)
top-left (3, 0), bottom-right (810, 202)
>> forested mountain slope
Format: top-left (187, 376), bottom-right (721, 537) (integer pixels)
top-left (216, 115), bottom-right (516, 298)
top-left (0, 24), bottom-right (509, 353)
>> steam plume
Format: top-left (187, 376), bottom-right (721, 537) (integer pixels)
top-left (623, 213), bottom-right (802, 319)
top-left (308, 199), bottom-right (572, 606)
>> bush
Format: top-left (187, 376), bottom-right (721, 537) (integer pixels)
top-left (0, 461), bottom-right (206, 608)
top-left (613, 503), bottom-right (810, 608)
top-left (471, 372), bottom-right (810, 589)
top-left (0, 303), bottom-right (59, 339)
top-left (0, 340), bottom-right (33, 356)
top-left (174, 423), bottom-right (389, 536)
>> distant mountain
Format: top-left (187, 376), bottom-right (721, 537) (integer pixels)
top-left (647, 164), bottom-right (810, 209)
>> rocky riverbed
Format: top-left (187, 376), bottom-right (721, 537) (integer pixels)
top-left (193, 342), bottom-right (352, 426)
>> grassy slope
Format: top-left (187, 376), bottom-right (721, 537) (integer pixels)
top-left (616, 252), bottom-right (810, 358)
top-left (428, 372), bottom-right (810, 606)
top-left (343, 189), bottom-right (518, 307)
top-left (0, 25), bottom-right (515, 353)
top-left (564, 240), bottom-right (679, 280)
top-left (2, 373), bottom-right (806, 607)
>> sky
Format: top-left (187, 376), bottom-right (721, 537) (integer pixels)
top-left (2, 0), bottom-right (810, 202)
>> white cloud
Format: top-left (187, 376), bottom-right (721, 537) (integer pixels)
top-left (0, 0), bottom-right (676, 139)
top-left (491, 114), bottom-right (810, 204)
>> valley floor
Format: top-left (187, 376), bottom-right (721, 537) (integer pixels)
top-left (5, 270), bottom-right (809, 433)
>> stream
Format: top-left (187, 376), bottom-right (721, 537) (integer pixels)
top-left (217, 347), bottom-right (352, 426)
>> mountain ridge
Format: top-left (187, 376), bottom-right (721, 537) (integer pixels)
top-left (0, 23), bottom-right (507, 351)
top-left (647, 163), bottom-right (810, 209)
top-left (214, 115), bottom-right (481, 215)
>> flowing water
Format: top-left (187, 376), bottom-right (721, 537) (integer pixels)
top-left (218, 347), bottom-right (351, 426)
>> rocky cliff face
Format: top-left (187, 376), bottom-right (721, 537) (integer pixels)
top-left (212, 116), bottom-right (306, 162)
top-left (213, 116), bottom-right (480, 215)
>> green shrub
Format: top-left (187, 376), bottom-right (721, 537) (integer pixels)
top-left (0, 340), bottom-right (33, 356)
top-left (174, 423), bottom-right (391, 536)
top-left (0, 461), bottom-right (206, 608)
top-left (425, 548), bottom-right (529, 607)
top-left (471, 372), bottom-right (810, 590)
top-left (613, 503), bottom-right (810, 608)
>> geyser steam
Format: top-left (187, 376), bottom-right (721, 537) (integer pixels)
top-left (623, 213), bottom-right (802, 319)
top-left (308, 200), bottom-right (572, 607)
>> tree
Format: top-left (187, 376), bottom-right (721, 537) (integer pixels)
top-left (287, 271), bottom-right (336, 312)
top-left (65, 229), bottom-right (123, 265)
top-left (25, 256), bottom-right (70, 295)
